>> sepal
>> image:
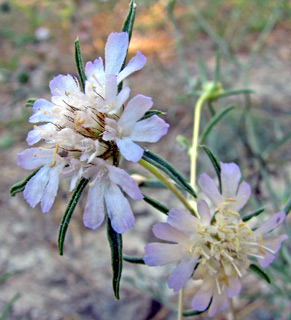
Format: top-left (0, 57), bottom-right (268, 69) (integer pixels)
top-left (10, 168), bottom-right (40, 197)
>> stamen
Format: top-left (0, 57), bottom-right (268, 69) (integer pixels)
top-left (230, 261), bottom-right (243, 278)
top-left (49, 144), bottom-right (59, 168)
top-left (215, 277), bottom-right (221, 295)
top-left (228, 210), bottom-right (240, 217)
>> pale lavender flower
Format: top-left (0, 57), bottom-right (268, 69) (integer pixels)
top-left (144, 163), bottom-right (287, 317)
top-left (102, 94), bottom-right (169, 162)
top-left (198, 162), bottom-right (251, 219)
top-left (17, 32), bottom-right (162, 234)
top-left (17, 147), bottom-right (66, 213)
top-left (82, 159), bottom-right (143, 233)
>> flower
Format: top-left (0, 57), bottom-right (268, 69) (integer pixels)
top-left (17, 147), bottom-right (66, 213)
top-left (198, 162), bottom-right (251, 221)
top-left (102, 94), bottom-right (169, 162)
top-left (17, 32), bottom-right (166, 234)
top-left (144, 163), bottom-right (288, 317)
top-left (82, 159), bottom-right (143, 233)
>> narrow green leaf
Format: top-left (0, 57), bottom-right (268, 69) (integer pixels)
top-left (0, 271), bottom-right (20, 284)
top-left (199, 105), bottom-right (236, 144)
top-left (142, 148), bottom-right (196, 198)
top-left (10, 168), bottom-right (41, 197)
top-left (123, 255), bottom-right (145, 264)
top-left (201, 145), bottom-right (221, 193)
top-left (243, 207), bottom-right (264, 222)
top-left (249, 264), bottom-right (271, 284)
top-left (139, 110), bottom-right (164, 121)
top-left (176, 135), bottom-right (191, 153)
top-left (0, 293), bottom-right (21, 320)
top-left (143, 194), bottom-right (169, 215)
top-left (197, 57), bottom-right (207, 85)
top-left (74, 38), bottom-right (86, 91)
top-left (214, 51), bottom-right (220, 85)
top-left (211, 88), bottom-right (254, 100)
top-left (25, 98), bottom-right (36, 107)
top-left (121, 1), bottom-right (136, 42)
top-left (207, 100), bottom-right (215, 116)
top-left (283, 196), bottom-right (291, 216)
top-left (107, 218), bottom-right (123, 300)
top-left (118, 1), bottom-right (137, 93)
top-left (139, 179), bottom-right (166, 189)
top-left (58, 178), bottom-right (88, 255)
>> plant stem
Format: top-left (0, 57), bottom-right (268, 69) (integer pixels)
top-left (178, 287), bottom-right (184, 320)
top-left (190, 92), bottom-right (209, 190)
top-left (138, 159), bottom-right (196, 216)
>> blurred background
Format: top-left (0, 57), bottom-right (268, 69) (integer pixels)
top-left (0, 0), bottom-right (290, 319)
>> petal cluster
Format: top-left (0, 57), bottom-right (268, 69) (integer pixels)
top-left (17, 32), bottom-right (168, 233)
top-left (144, 163), bottom-right (287, 317)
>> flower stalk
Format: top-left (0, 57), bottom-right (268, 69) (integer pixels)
top-left (138, 158), bottom-right (196, 216)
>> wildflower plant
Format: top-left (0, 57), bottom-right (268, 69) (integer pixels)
top-left (10, 1), bottom-right (289, 319)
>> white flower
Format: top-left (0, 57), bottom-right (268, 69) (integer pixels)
top-left (103, 94), bottom-right (169, 162)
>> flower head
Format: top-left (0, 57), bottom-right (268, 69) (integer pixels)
top-left (144, 163), bottom-right (288, 317)
top-left (17, 32), bottom-right (166, 234)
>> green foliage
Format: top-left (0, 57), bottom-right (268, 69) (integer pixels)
top-left (0, 293), bottom-right (21, 320)
top-left (243, 207), bottom-right (264, 222)
top-left (249, 264), bottom-right (271, 284)
top-left (58, 178), bottom-right (88, 255)
top-left (142, 148), bottom-right (196, 198)
top-left (10, 168), bottom-right (40, 197)
top-left (74, 39), bottom-right (87, 92)
top-left (107, 218), bottom-right (123, 300)
top-left (143, 194), bottom-right (169, 215)
top-left (139, 110), bottom-right (165, 121)
top-left (123, 255), bottom-right (145, 264)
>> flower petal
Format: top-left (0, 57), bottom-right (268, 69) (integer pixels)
top-left (116, 86), bottom-right (130, 112)
top-left (167, 209), bottom-right (197, 233)
top-left (227, 276), bottom-right (241, 298)
top-left (152, 222), bottom-right (188, 243)
top-left (105, 74), bottom-right (117, 103)
top-left (41, 163), bottom-right (63, 212)
top-left (117, 50), bottom-right (146, 83)
top-left (257, 235), bottom-right (288, 268)
top-left (104, 183), bottom-right (135, 233)
top-left (23, 166), bottom-right (50, 208)
top-left (191, 277), bottom-right (213, 311)
top-left (254, 211), bottom-right (286, 235)
top-left (116, 138), bottom-right (144, 162)
top-left (49, 74), bottom-right (79, 96)
top-left (29, 99), bottom-right (55, 123)
top-left (197, 200), bottom-right (211, 224)
top-left (107, 165), bottom-right (143, 200)
top-left (168, 256), bottom-right (198, 292)
top-left (144, 243), bottom-right (185, 266)
top-left (83, 182), bottom-right (105, 230)
top-left (105, 32), bottom-right (128, 75)
top-left (85, 58), bottom-right (105, 82)
top-left (198, 173), bottom-right (223, 206)
top-left (118, 94), bottom-right (153, 129)
top-left (233, 181), bottom-right (251, 211)
top-left (208, 289), bottom-right (228, 317)
top-left (129, 116), bottom-right (169, 142)
top-left (221, 162), bottom-right (241, 199)
top-left (17, 148), bottom-right (53, 170)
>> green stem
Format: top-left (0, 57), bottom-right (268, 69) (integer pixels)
top-left (138, 159), bottom-right (196, 216)
top-left (190, 92), bottom-right (209, 189)
top-left (178, 287), bottom-right (184, 320)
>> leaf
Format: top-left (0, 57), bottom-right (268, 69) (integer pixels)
top-left (142, 148), bottom-right (196, 198)
top-left (249, 264), bottom-right (271, 284)
top-left (107, 217), bottom-right (123, 300)
top-left (176, 135), bottom-right (191, 153)
top-left (214, 51), bottom-right (220, 85)
top-left (199, 105), bottom-right (236, 144)
top-left (123, 255), bottom-right (145, 264)
top-left (58, 178), bottom-right (88, 255)
top-left (201, 145), bottom-right (221, 193)
top-left (143, 194), bottom-right (169, 215)
top-left (0, 293), bottom-right (21, 320)
top-left (283, 196), bottom-right (291, 216)
top-left (25, 98), bottom-right (36, 107)
top-left (211, 88), bottom-right (255, 100)
top-left (139, 110), bottom-right (165, 121)
top-left (139, 179), bottom-right (166, 189)
top-left (74, 38), bottom-right (87, 91)
top-left (121, 0), bottom-right (136, 42)
top-left (197, 57), bottom-right (207, 85)
top-left (242, 207), bottom-right (264, 222)
top-left (10, 168), bottom-right (41, 197)
top-left (262, 131), bottom-right (291, 159)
